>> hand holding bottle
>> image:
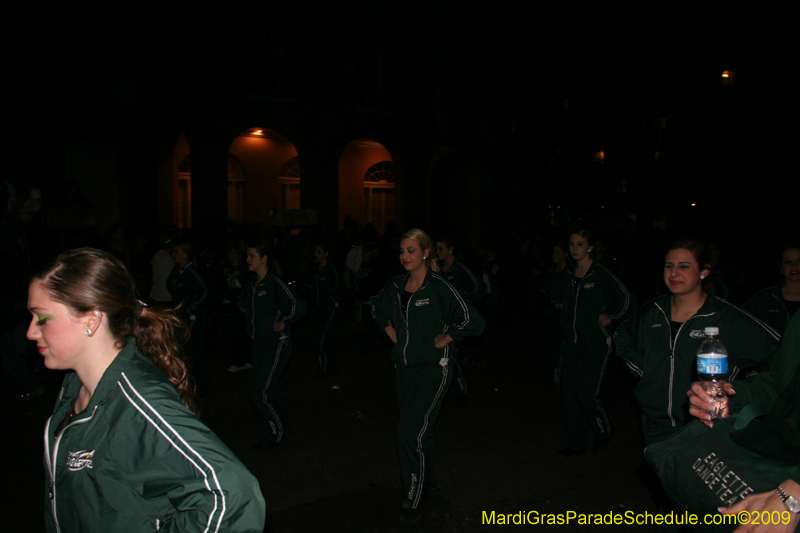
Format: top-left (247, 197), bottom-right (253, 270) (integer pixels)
top-left (688, 381), bottom-right (736, 427)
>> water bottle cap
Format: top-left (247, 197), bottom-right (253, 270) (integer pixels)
top-left (705, 327), bottom-right (719, 335)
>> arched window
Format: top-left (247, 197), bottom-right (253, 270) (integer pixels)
top-left (278, 156), bottom-right (301, 210)
top-left (364, 161), bottom-right (395, 233)
top-left (227, 154), bottom-right (245, 222)
top-left (177, 155), bottom-right (193, 229)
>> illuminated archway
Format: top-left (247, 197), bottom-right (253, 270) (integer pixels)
top-left (165, 133), bottom-right (191, 228)
top-left (339, 138), bottom-right (395, 233)
top-left (228, 127), bottom-right (300, 224)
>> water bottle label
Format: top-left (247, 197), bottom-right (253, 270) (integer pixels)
top-left (697, 356), bottom-right (728, 375)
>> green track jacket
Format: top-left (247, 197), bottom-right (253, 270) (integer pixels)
top-left (729, 312), bottom-right (800, 485)
top-left (166, 263), bottom-right (210, 324)
top-left (240, 273), bottom-right (306, 342)
top-left (615, 294), bottom-right (782, 445)
top-left (303, 262), bottom-right (340, 311)
top-left (442, 260), bottom-right (487, 303)
top-left (372, 270), bottom-right (485, 367)
top-left (550, 262), bottom-right (636, 348)
top-left (742, 285), bottom-right (791, 337)
top-left (44, 341), bottom-right (266, 532)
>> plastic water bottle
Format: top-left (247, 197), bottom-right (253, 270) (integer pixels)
top-left (696, 326), bottom-right (729, 419)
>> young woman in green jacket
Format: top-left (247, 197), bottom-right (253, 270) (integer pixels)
top-left (240, 242), bottom-right (307, 450)
top-left (615, 239), bottom-right (782, 446)
top-left (372, 229), bottom-right (484, 524)
top-left (30, 248), bottom-right (265, 533)
top-left (550, 230), bottom-right (636, 456)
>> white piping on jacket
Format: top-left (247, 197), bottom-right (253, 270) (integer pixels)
top-left (118, 373), bottom-right (227, 533)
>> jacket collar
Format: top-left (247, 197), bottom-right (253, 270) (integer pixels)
top-left (655, 293), bottom-right (719, 322)
top-left (396, 268), bottom-right (434, 292)
top-left (55, 339), bottom-right (140, 415)
top-left (85, 339), bottom-right (139, 409)
top-left (567, 261), bottom-right (597, 278)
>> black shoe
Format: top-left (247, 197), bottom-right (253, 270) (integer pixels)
top-left (399, 506), bottom-right (421, 524)
top-left (593, 435), bottom-right (612, 454)
top-left (557, 445), bottom-right (585, 458)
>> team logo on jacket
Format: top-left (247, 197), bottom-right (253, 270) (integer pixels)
top-left (66, 450), bottom-right (95, 471)
top-left (257, 290), bottom-right (266, 297)
top-left (650, 323), bottom-right (662, 328)
top-left (414, 298), bottom-right (430, 306)
top-left (689, 329), bottom-right (705, 339)
top-left (583, 282), bottom-right (595, 289)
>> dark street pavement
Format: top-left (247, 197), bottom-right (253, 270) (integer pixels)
top-left (6, 303), bottom-right (660, 532)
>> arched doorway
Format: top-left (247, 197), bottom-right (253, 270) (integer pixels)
top-left (228, 127), bottom-right (300, 224)
top-left (363, 160), bottom-right (396, 234)
top-left (339, 138), bottom-right (398, 233)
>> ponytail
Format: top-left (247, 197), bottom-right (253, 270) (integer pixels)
top-left (133, 307), bottom-right (197, 413)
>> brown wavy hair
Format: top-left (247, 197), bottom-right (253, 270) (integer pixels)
top-left (33, 248), bottom-right (197, 413)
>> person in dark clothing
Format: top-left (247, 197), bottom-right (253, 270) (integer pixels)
top-left (372, 229), bottom-right (484, 524)
top-left (29, 248), bottom-right (265, 532)
top-left (743, 246), bottom-right (800, 335)
top-left (435, 235), bottom-right (486, 402)
top-left (223, 245), bottom-right (252, 372)
top-left (435, 236), bottom-right (486, 303)
top-left (543, 242), bottom-right (571, 385)
top-left (167, 240), bottom-right (212, 398)
top-left (240, 243), bottom-right (306, 451)
top-left (616, 239), bottom-right (782, 447)
top-left (303, 243), bottom-right (341, 376)
top-left (550, 230), bottom-right (636, 456)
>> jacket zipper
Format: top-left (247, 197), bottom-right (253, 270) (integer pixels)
top-left (46, 406), bottom-right (99, 533)
top-left (655, 303), bottom-right (714, 428)
top-left (399, 275), bottom-right (429, 366)
top-left (401, 281), bottom-right (412, 366)
top-left (664, 310), bottom-right (683, 428)
top-left (250, 278), bottom-right (259, 340)
top-left (572, 269), bottom-right (595, 343)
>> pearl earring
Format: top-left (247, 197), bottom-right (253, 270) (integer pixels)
top-left (700, 274), bottom-right (705, 279)
top-left (85, 328), bottom-right (92, 336)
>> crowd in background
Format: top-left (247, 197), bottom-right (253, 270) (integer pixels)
top-left (2, 213), bottom-right (797, 406)
top-left (1, 207), bottom-right (798, 528)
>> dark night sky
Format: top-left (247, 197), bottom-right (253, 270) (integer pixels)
top-left (9, 3), bottom-right (792, 244)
